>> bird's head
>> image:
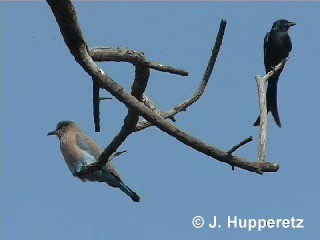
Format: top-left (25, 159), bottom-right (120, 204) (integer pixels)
top-left (47, 121), bottom-right (76, 138)
top-left (272, 19), bottom-right (296, 32)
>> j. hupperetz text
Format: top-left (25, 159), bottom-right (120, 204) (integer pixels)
top-left (207, 216), bottom-right (304, 231)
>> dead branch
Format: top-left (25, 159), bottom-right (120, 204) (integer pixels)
top-left (228, 136), bottom-right (253, 155)
top-left (46, 0), bottom-right (279, 175)
top-left (108, 150), bottom-right (127, 162)
top-left (93, 81), bottom-right (100, 132)
top-left (89, 47), bottom-right (188, 76)
top-left (264, 57), bottom-right (288, 83)
top-left (90, 47), bottom-right (188, 132)
top-left (136, 19), bottom-right (226, 131)
top-left (99, 97), bottom-right (112, 101)
top-left (255, 74), bottom-right (268, 162)
top-left (142, 94), bottom-right (162, 116)
top-left (255, 58), bottom-right (288, 162)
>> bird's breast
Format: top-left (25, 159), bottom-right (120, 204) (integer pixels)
top-left (268, 32), bottom-right (292, 56)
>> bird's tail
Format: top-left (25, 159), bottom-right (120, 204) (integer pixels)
top-left (94, 169), bottom-right (140, 202)
top-left (270, 101), bottom-right (281, 127)
top-left (267, 80), bottom-right (281, 127)
top-left (118, 181), bottom-right (140, 202)
top-left (253, 80), bottom-right (281, 127)
top-left (253, 116), bottom-right (261, 127)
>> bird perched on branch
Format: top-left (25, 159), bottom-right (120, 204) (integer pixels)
top-left (254, 19), bottom-right (295, 127)
top-left (47, 121), bottom-right (140, 202)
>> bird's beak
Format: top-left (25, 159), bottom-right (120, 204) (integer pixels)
top-left (47, 130), bottom-right (56, 136)
top-left (287, 22), bottom-right (296, 27)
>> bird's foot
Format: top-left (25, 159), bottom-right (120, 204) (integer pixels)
top-left (266, 65), bottom-right (277, 82)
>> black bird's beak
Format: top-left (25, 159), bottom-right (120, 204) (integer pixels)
top-left (287, 22), bottom-right (296, 27)
top-left (47, 130), bottom-right (56, 136)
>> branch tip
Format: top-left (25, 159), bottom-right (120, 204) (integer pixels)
top-left (228, 136), bottom-right (253, 155)
top-left (99, 97), bottom-right (112, 101)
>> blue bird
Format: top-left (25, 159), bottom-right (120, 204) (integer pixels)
top-left (47, 121), bottom-right (140, 202)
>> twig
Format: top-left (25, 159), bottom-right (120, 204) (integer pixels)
top-left (93, 81), bottom-right (100, 132)
top-left (135, 19), bottom-right (227, 131)
top-left (228, 136), bottom-right (253, 155)
top-left (99, 96), bottom-right (112, 101)
top-left (90, 47), bottom-right (188, 76)
top-left (146, 62), bottom-right (188, 76)
top-left (93, 88), bottom-right (112, 132)
top-left (264, 57), bottom-right (288, 83)
top-left (228, 136), bottom-right (253, 171)
top-left (108, 150), bottom-right (127, 162)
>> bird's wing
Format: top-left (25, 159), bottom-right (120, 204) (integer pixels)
top-left (76, 133), bottom-right (102, 160)
top-left (75, 133), bottom-right (121, 179)
top-left (282, 33), bottom-right (293, 55)
top-left (263, 31), bottom-right (270, 72)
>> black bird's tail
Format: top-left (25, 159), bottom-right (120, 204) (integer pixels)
top-left (253, 116), bottom-right (261, 127)
top-left (253, 80), bottom-right (281, 127)
top-left (267, 80), bottom-right (281, 127)
top-left (118, 181), bottom-right (140, 202)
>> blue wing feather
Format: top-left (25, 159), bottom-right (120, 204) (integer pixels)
top-left (76, 134), bottom-right (101, 160)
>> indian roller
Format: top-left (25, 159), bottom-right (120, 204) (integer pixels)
top-left (254, 19), bottom-right (295, 127)
top-left (47, 121), bottom-right (140, 202)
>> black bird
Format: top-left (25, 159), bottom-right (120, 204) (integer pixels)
top-left (254, 19), bottom-right (295, 127)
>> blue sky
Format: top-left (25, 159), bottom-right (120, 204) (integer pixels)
top-left (2, 1), bottom-right (320, 239)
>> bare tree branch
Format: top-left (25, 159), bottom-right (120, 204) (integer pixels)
top-left (142, 94), bottom-right (162, 116)
top-left (136, 19), bottom-right (227, 131)
top-left (255, 58), bottom-right (288, 162)
top-left (90, 47), bottom-right (188, 76)
top-left (99, 96), bottom-right (112, 101)
top-left (264, 57), bottom-right (288, 83)
top-left (90, 47), bottom-right (187, 132)
top-left (255, 74), bottom-right (268, 162)
top-left (93, 81), bottom-right (101, 132)
top-left (93, 89), bottom-right (112, 133)
top-left (46, 0), bottom-right (279, 175)
top-left (97, 65), bottom-right (150, 165)
top-left (108, 150), bottom-right (127, 162)
top-left (228, 136), bottom-right (253, 155)
top-left (146, 62), bottom-right (188, 76)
